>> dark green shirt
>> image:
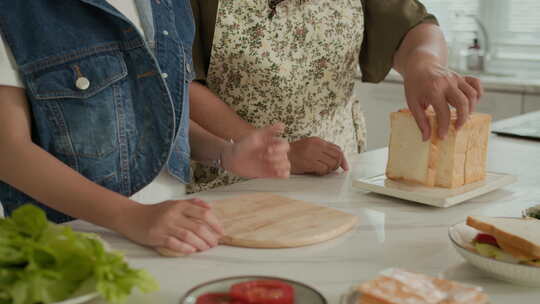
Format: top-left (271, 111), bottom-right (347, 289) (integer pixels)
top-left (190, 0), bottom-right (437, 83)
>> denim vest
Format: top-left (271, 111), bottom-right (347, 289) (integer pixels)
top-left (0, 0), bottom-right (194, 222)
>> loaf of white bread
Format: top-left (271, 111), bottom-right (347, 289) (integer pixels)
top-left (357, 268), bottom-right (489, 304)
top-left (386, 109), bottom-right (491, 188)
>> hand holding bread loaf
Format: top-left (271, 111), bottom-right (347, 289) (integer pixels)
top-left (401, 62), bottom-right (484, 141)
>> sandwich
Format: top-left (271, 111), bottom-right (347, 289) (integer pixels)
top-left (467, 216), bottom-right (540, 266)
top-left (357, 268), bottom-right (489, 304)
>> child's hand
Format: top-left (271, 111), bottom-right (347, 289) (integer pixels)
top-left (222, 123), bottom-right (290, 179)
top-left (117, 198), bottom-right (224, 255)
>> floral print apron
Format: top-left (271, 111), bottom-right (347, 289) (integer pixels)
top-left (189, 0), bottom-right (366, 193)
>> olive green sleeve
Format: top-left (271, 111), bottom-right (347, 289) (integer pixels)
top-left (360, 0), bottom-right (438, 83)
top-left (190, 0), bottom-right (219, 83)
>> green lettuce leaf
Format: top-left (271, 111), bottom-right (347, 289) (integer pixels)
top-left (0, 204), bottom-right (158, 304)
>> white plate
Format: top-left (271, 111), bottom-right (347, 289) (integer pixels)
top-left (448, 220), bottom-right (540, 287)
top-left (180, 275), bottom-right (326, 304)
top-left (352, 172), bottom-right (516, 208)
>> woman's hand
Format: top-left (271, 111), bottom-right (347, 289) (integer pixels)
top-left (222, 123), bottom-right (290, 178)
top-left (118, 198), bottom-right (224, 255)
top-left (289, 137), bottom-right (349, 175)
top-left (403, 59), bottom-right (484, 141)
top-left (392, 23), bottom-right (484, 141)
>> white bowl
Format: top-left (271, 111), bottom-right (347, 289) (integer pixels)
top-left (448, 220), bottom-right (540, 287)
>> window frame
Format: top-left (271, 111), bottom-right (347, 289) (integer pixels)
top-left (478, 0), bottom-right (540, 72)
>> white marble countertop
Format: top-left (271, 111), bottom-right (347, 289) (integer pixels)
top-left (361, 70), bottom-right (540, 95)
top-left (72, 129), bottom-right (540, 304)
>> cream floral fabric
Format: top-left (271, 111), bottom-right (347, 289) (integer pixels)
top-left (188, 0), bottom-right (366, 193)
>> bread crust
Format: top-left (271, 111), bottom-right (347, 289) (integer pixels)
top-left (426, 114), bottom-right (438, 187)
top-left (498, 238), bottom-right (538, 261)
top-left (464, 114), bottom-right (491, 184)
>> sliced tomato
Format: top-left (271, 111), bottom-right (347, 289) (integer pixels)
top-left (474, 233), bottom-right (499, 247)
top-left (196, 292), bottom-right (246, 304)
top-left (230, 280), bottom-right (294, 304)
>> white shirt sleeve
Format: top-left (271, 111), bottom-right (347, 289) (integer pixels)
top-left (0, 35), bottom-right (25, 88)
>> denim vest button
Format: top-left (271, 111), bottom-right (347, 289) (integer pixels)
top-left (162, 73), bottom-right (168, 79)
top-left (75, 77), bottom-right (90, 90)
top-left (163, 30), bottom-right (169, 36)
top-left (186, 63), bottom-right (191, 73)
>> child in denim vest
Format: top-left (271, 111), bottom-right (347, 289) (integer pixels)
top-left (0, 1), bottom-right (290, 255)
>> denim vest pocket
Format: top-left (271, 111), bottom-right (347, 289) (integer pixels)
top-left (26, 52), bottom-right (128, 158)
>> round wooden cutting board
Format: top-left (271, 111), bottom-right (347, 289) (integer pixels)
top-left (212, 193), bottom-right (359, 248)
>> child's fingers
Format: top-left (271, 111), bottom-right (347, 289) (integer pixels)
top-left (169, 226), bottom-right (213, 251)
top-left (183, 204), bottom-right (224, 236)
top-left (264, 152), bottom-right (289, 163)
top-left (188, 198), bottom-right (212, 209)
top-left (161, 236), bottom-right (197, 255)
top-left (257, 123), bottom-right (286, 142)
top-left (155, 246), bottom-right (188, 257)
top-left (179, 220), bottom-right (220, 247)
top-left (264, 139), bottom-right (289, 161)
top-left (273, 163), bottom-right (291, 178)
top-left (267, 122), bottom-right (285, 136)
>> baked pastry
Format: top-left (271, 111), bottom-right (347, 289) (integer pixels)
top-left (357, 268), bottom-right (489, 304)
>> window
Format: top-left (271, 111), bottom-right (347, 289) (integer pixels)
top-left (419, 0), bottom-right (479, 44)
top-left (420, 0), bottom-right (540, 74)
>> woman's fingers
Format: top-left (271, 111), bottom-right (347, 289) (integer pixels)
top-left (429, 94), bottom-right (451, 139)
top-left (406, 96), bottom-right (431, 141)
top-left (465, 76), bottom-right (484, 99)
top-left (327, 143), bottom-right (349, 171)
top-left (445, 86), bottom-right (470, 129)
top-left (316, 148), bottom-right (338, 170)
top-left (314, 160), bottom-right (331, 176)
top-left (458, 79), bottom-right (479, 113)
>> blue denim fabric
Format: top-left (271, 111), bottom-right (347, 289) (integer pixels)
top-left (0, 0), bottom-right (195, 222)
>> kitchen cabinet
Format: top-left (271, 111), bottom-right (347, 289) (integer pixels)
top-left (524, 94), bottom-right (540, 113)
top-left (356, 81), bottom-right (523, 151)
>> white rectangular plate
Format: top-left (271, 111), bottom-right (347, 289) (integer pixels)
top-left (352, 172), bottom-right (517, 208)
